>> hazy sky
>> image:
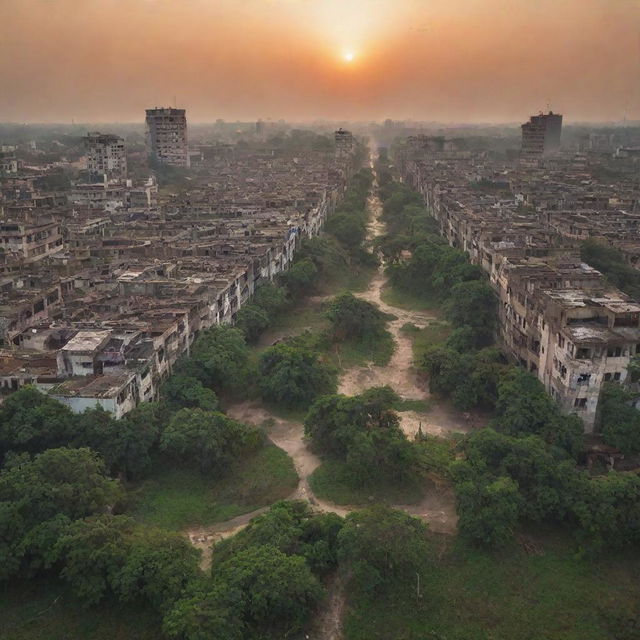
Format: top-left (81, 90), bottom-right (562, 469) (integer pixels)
top-left (1, 0), bottom-right (639, 123)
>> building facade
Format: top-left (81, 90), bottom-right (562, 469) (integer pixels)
top-left (145, 108), bottom-right (190, 168)
top-left (84, 132), bottom-right (127, 181)
top-left (521, 112), bottom-right (563, 157)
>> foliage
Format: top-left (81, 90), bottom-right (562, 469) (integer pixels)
top-left (164, 501), bottom-right (335, 640)
top-left (258, 342), bottom-right (336, 407)
top-left (304, 388), bottom-right (420, 487)
top-left (599, 382), bottom-right (640, 454)
top-left (161, 374), bottom-right (219, 413)
top-left (445, 280), bottom-right (496, 330)
top-left (213, 500), bottom-right (343, 576)
top-left (0, 386), bottom-right (76, 459)
top-left (325, 292), bottom-right (388, 342)
top-left (160, 408), bottom-right (257, 474)
top-left (492, 368), bottom-right (583, 457)
top-left (183, 325), bottom-right (250, 391)
top-left (338, 506), bottom-right (430, 593)
top-left (279, 258), bottom-right (318, 296)
top-left (454, 475), bottom-right (522, 548)
top-left (581, 239), bottom-right (640, 299)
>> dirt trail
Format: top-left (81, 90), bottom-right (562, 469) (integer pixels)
top-left (183, 161), bottom-right (466, 585)
top-left (338, 187), bottom-right (470, 440)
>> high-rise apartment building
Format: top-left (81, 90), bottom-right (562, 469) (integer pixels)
top-left (335, 128), bottom-right (354, 159)
top-left (145, 108), bottom-right (190, 168)
top-left (84, 133), bottom-right (127, 181)
top-left (521, 111), bottom-right (563, 157)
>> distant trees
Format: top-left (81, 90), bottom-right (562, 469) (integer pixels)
top-left (581, 239), bottom-right (640, 299)
top-left (161, 374), bottom-right (219, 413)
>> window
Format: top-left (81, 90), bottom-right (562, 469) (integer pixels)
top-left (574, 398), bottom-right (587, 408)
top-left (614, 372), bottom-right (622, 381)
top-left (607, 347), bottom-right (623, 358)
top-left (577, 373), bottom-right (591, 385)
top-left (604, 373), bottom-right (612, 382)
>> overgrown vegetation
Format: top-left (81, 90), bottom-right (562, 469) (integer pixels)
top-left (581, 239), bottom-right (640, 299)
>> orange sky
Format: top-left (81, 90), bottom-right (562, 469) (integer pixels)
top-left (1, 0), bottom-right (639, 123)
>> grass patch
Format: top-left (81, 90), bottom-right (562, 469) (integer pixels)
top-left (323, 262), bottom-right (377, 294)
top-left (380, 282), bottom-right (441, 312)
top-left (309, 459), bottom-right (424, 506)
top-left (1, 578), bottom-right (161, 640)
top-left (394, 398), bottom-right (432, 413)
top-left (130, 444), bottom-right (298, 530)
top-left (344, 529), bottom-right (640, 640)
top-left (401, 320), bottom-right (451, 363)
top-left (325, 331), bottom-right (395, 369)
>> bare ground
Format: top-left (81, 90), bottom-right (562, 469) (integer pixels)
top-left (182, 165), bottom-right (471, 637)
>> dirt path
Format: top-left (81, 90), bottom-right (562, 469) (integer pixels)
top-left (338, 184), bottom-right (470, 440)
top-left (183, 161), bottom-right (467, 586)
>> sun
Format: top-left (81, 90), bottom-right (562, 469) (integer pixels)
top-left (343, 51), bottom-right (355, 63)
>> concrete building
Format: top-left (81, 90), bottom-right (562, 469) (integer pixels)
top-left (145, 107), bottom-right (190, 168)
top-left (335, 128), bottom-right (354, 160)
top-left (398, 134), bottom-right (640, 431)
top-left (521, 111), bottom-right (563, 157)
top-left (84, 132), bottom-right (127, 181)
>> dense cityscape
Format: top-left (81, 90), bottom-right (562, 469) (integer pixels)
top-left (2, 1), bottom-right (640, 639)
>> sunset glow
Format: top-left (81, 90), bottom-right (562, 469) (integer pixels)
top-left (0, 0), bottom-right (638, 122)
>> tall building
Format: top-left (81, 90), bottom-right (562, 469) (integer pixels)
top-left (335, 128), bottom-right (354, 159)
top-left (521, 111), bottom-right (563, 157)
top-left (84, 132), bottom-right (127, 181)
top-left (145, 108), bottom-right (190, 168)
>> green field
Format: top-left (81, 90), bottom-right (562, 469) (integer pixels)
top-left (309, 459), bottom-right (425, 506)
top-left (344, 530), bottom-right (640, 640)
top-left (130, 444), bottom-right (298, 530)
top-left (380, 282), bottom-right (441, 312)
top-left (401, 320), bottom-right (452, 363)
top-left (1, 579), bottom-right (162, 640)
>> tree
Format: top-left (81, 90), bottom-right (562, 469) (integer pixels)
top-left (599, 383), bottom-right (640, 454)
top-left (160, 409), bottom-right (254, 474)
top-left (492, 369), bottom-right (583, 456)
top-left (234, 303), bottom-right (270, 343)
top-left (571, 471), bottom-right (640, 551)
top-left (161, 374), bottom-right (219, 413)
top-left (446, 280), bottom-right (496, 330)
top-left (0, 386), bottom-right (76, 458)
top-left (325, 212), bottom-right (366, 253)
top-left (163, 580), bottom-right (245, 640)
top-left (258, 343), bottom-right (336, 407)
top-left (54, 514), bottom-right (134, 606)
top-left (74, 404), bottom-right (161, 479)
top-left (113, 527), bottom-right (201, 611)
top-left (0, 447), bottom-right (121, 527)
top-left (212, 501), bottom-right (343, 576)
top-left (215, 544), bottom-right (323, 634)
top-left (455, 474), bottom-right (522, 548)
top-left (279, 258), bottom-right (318, 297)
top-left (338, 506), bottom-right (431, 593)
top-left (325, 292), bottom-right (387, 342)
top-left (185, 325), bottom-right (250, 391)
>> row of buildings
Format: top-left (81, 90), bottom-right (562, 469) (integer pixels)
top-left (0, 119), bottom-right (358, 417)
top-left (398, 125), bottom-right (640, 430)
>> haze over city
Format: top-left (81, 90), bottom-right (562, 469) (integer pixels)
top-left (1, 0), bottom-right (639, 123)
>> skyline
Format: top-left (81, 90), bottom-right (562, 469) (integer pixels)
top-left (1, 0), bottom-right (640, 123)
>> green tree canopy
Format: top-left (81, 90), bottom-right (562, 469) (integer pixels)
top-left (258, 343), bottom-right (336, 407)
top-left (160, 409), bottom-right (255, 474)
